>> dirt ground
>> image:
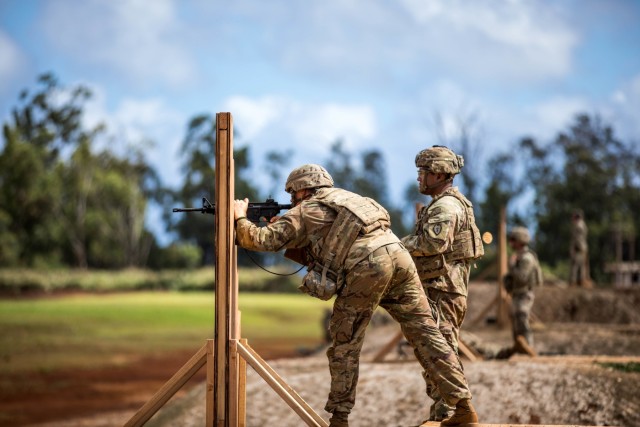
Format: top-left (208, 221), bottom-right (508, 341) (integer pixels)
top-left (9, 282), bottom-right (640, 427)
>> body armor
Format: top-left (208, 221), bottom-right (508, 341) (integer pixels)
top-left (413, 189), bottom-right (484, 281)
top-left (297, 187), bottom-right (391, 300)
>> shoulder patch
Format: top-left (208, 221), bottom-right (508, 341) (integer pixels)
top-left (433, 223), bottom-right (442, 235)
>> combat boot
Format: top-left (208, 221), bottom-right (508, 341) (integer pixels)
top-left (329, 410), bottom-right (349, 427)
top-left (440, 399), bottom-right (478, 426)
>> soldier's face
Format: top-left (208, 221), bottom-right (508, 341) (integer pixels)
top-left (417, 169), bottom-right (440, 195)
top-left (290, 189), bottom-right (308, 206)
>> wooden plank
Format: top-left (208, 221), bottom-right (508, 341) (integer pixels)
top-left (214, 112), bottom-right (236, 426)
top-left (496, 205), bottom-right (510, 328)
top-left (458, 338), bottom-right (480, 362)
top-left (124, 343), bottom-right (207, 427)
top-left (238, 338), bottom-right (248, 427)
top-left (206, 339), bottom-right (215, 426)
top-left (372, 329), bottom-right (404, 363)
top-left (514, 335), bottom-right (537, 357)
top-left (229, 338), bottom-right (239, 425)
top-left (420, 423), bottom-right (604, 427)
top-left (236, 340), bottom-right (329, 427)
top-left (468, 293), bottom-right (499, 328)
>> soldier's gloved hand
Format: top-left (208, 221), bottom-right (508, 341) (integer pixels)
top-left (269, 215), bottom-right (281, 223)
top-left (234, 198), bottom-right (249, 220)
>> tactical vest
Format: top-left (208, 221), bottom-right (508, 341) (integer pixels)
top-left (413, 189), bottom-right (484, 281)
top-left (313, 187), bottom-right (391, 272)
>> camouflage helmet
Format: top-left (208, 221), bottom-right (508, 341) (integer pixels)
top-left (285, 164), bottom-right (334, 193)
top-left (508, 226), bottom-right (531, 244)
top-left (415, 145), bottom-right (464, 175)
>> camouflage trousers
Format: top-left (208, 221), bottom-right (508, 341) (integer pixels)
top-left (325, 243), bottom-right (471, 415)
top-left (423, 287), bottom-right (468, 421)
top-left (570, 252), bottom-right (588, 287)
top-left (511, 290), bottom-right (535, 345)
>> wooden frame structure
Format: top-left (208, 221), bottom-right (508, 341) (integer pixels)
top-left (125, 113), bottom-right (328, 427)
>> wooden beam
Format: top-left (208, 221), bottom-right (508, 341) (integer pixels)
top-left (371, 330), bottom-right (404, 363)
top-left (206, 339), bottom-right (215, 425)
top-left (236, 340), bottom-right (329, 427)
top-left (124, 343), bottom-right (208, 427)
top-left (238, 338), bottom-right (248, 427)
top-left (214, 112), bottom-right (237, 425)
top-left (468, 293), bottom-right (499, 328)
top-left (419, 422), bottom-right (607, 427)
top-left (514, 335), bottom-right (537, 357)
top-left (496, 205), bottom-right (510, 328)
top-left (458, 338), bottom-right (481, 362)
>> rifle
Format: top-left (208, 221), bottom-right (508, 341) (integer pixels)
top-left (173, 197), bottom-right (292, 223)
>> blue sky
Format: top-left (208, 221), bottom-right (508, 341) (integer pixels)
top-left (1, 0), bottom-right (639, 222)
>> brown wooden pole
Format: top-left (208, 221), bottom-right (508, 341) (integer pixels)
top-left (496, 205), bottom-right (509, 328)
top-left (214, 112), bottom-right (238, 426)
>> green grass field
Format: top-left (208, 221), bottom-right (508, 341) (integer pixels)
top-left (0, 292), bottom-right (332, 375)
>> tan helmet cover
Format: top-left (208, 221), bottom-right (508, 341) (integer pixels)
top-left (285, 164), bottom-right (334, 193)
top-left (415, 145), bottom-right (464, 175)
top-left (509, 226), bottom-right (531, 244)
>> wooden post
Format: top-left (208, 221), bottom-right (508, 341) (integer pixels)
top-left (496, 205), bottom-right (509, 328)
top-left (213, 112), bottom-right (238, 426)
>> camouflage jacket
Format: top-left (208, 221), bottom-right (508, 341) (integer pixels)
top-left (401, 187), bottom-right (479, 296)
top-left (236, 188), bottom-right (399, 272)
top-left (570, 218), bottom-right (588, 255)
top-left (504, 247), bottom-right (542, 295)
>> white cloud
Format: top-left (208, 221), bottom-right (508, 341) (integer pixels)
top-left (82, 83), bottom-right (186, 186)
top-left (529, 96), bottom-right (590, 133)
top-left (607, 73), bottom-right (640, 141)
top-left (223, 95), bottom-right (376, 152)
top-left (213, 0), bottom-right (578, 85)
top-left (399, 0), bottom-right (578, 81)
top-left (0, 30), bottom-right (26, 93)
top-left (40, 0), bottom-right (196, 87)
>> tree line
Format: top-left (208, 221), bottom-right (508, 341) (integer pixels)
top-left (1, 74), bottom-right (639, 283)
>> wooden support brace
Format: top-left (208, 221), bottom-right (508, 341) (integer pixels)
top-left (468, 294), bottom-right (499, 328)
top-left (458, 338), bottom-right (482, 362)
top-left (235, 340), bottom-right (329, 427)
top-left (124, 343), bottom-right (208, 427)
top-left (514, 335), bottom-right (537, 357)
top-left (372, 330), bottom-right (404, 363)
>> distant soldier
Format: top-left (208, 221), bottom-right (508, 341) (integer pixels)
top-left (234, 164), bottom-right (478, 427)
top-left (570, 210), bottom-right (591, 288)
top-left (401, 146), bottom-right (484, 422)
top-left (503, 226), bottom-right (543, 348)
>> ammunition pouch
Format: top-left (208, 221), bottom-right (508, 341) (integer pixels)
top-left (299, 262), bottom-right (344, 301)
top-left (503, 274), bottom-right (514, 293)
top-left (414, 229), bottom-right (480, 281)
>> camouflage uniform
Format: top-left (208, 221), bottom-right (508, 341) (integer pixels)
top-left (235, 184), bottom-right (472, 419)
top-left (401, 147), bottom-right (483, 421)
top-left (504, 228), bottom-right (542, 346)
top-left (402, 187), bottom-right (481, 420)
top-left (570, 214), bottom-right (589, 287)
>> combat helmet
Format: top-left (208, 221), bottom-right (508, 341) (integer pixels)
top-left (415, 145), bottom-right (464, 175)
top-left (285, 164), bottom-right (334, 193)
top-left (508, 226), bottom-right (531, 245)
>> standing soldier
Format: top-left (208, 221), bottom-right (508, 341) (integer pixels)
top-left (234, 164), bottom-right (478, 427)
top-left (570, 210), bottom-right (591, 287)
top-left (401, 146), bottom-right (484, 422)
top-left (503, 226), bottom-right (543, 348)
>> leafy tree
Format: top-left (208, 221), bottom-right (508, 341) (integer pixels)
top-left (1, 73), bottom-right (163, 269)
top-left (264, 149), bottom-right (293, 197)
top-left (324, 141), bottom-right (411, 237)
top-left (477, 152), bottom-right (524, 237)
top-left (170, 114), bottom-right (260, 265)
top-left (520, 114), bottom-right (640, 282)
top-left (0, 126), bottom-right (63, 266)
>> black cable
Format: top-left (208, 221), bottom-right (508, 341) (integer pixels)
top-left (242, 248), bottom-right (305, 276)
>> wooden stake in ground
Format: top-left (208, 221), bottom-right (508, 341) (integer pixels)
top-left (212, 112), bottom-right (239, 425)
